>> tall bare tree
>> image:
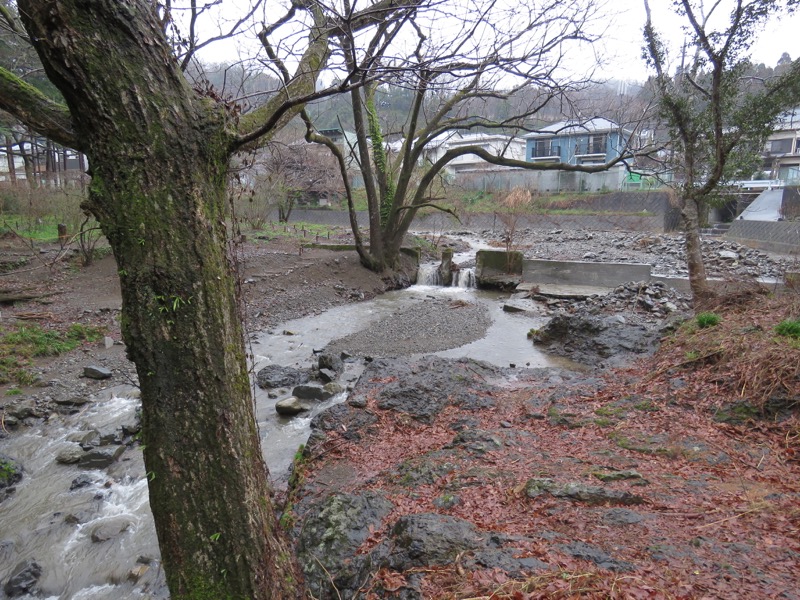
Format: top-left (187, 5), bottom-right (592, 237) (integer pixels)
top-left (643, 0), bottom-right (800, 300)
top-left (303, 0), bottom-right (649, 271)
top-left (0, 0), bottom-right (422, 597)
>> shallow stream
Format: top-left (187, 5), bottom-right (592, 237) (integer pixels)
top-left (1, 254), bottom-right (562, 598)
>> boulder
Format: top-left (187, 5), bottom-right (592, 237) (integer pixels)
top-left (558, 541), bottom-right (635, 572)
top-left (255, 365), bottom-right (310, 389)
top-left (56, 444), bottom-right (85, 465)
top-left (275, 397), bottom-right (308, 416)
top-left (292, 383), bottom-right (334, 401)
top-left (297, 492), bottom-right (394, 599)
top-left (524, 478), bottom-right (644, 505)
top-left (3, 560), bottom-right (42, 597)
top-left (90, 517), bottom-right (131, 542)
top-left (318, 368), bottom-right (337, 383)
top-left (78, 446), bottom-right (125, 469)
top-left (84, 365), bottom-right (112, 380)
top-left (318, 352), bottom-right (344, 373)
top-left (54, 395), bottom-right (90, 407)
top-left (3, 399), bottom-right (43, 420)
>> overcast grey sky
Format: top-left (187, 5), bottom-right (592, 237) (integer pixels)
top-left (193, 0), bottom-right (799, 84)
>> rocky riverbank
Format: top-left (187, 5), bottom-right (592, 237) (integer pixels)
top-left (1, 231), bottom-right (798, 599)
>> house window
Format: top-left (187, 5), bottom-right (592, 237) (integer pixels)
top-left (589, 134), bottom-right (607, 154)
top-left (532, 139), bottom-right (558, 158)
top-left (770, 138), bottom-right (793, 154)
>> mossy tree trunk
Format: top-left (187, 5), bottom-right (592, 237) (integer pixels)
top-left (14, 1), bottom-right (302, 598)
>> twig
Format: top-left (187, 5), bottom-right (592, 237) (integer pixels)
top-left (311, 553), bottom-right (343, 600)
top-left (696, 506), bottom-right (762, 529)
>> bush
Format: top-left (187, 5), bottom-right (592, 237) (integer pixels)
top-left (696, 312), bottom-right (721, 328)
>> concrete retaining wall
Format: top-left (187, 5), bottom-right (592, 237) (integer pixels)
top-left (523, 259), bottom-right (651, 287)
top-left (280, 207), bottom-right (672, 234)
top-left (725, 220), bottom-right (800, 255)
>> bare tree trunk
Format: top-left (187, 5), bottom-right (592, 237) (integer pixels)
top-left (4, 135), bottom-right (16, 185)
top-left (78, 152), bottom-right (87, 191)
top-left (681, 196), bottom-right (710, 301)
top-left (15, 135), bottom-right (35, 188)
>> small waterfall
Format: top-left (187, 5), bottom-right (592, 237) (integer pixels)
top-left (453, 268), bottom-right (476, 288)
top-left (416, 263), bottom-right (443, 286)
top-left (416, 263), bottom-right (476, 288)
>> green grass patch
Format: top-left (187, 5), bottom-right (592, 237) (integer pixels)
top-left (0, 323), bottom-right (105, 385)
top-left (775, 319), bottom-right (800, 339)
top-left (696, 312), bottom-right (721, 329)
top-left (252, 221), bottom-right (344, 243)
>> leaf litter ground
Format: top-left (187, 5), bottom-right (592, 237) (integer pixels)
top-left (295, 292), bottom-right (800, 599)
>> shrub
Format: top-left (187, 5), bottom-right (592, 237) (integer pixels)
top-left (696, 312), bottom-right (721, 328)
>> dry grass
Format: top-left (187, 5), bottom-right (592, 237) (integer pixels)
top-left (659, 288), bottom-right (800, 408)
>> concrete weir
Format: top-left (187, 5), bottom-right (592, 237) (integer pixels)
top-left (476, 249), bottom-right (654, 296)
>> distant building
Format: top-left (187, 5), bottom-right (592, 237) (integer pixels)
top-left (417, 131), bottom-right (526, 176)
top-left (523, 117), bottom-right (632, 166)
top-left (764, 108), bottom-right (800, 184)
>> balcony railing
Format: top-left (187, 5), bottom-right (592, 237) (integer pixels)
top-left (530, 145), bottom-right (560, 159)
top-left (574, 142), bottom-right (606, 156)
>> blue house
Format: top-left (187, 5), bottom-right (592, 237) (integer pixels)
top-left (523, 117), bottom-right (631, 166)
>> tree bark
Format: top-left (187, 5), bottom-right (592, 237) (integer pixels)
top-left (681, 195), bottom-right (710, 301)
top-left (16, 1), bottom-right (302, 598)
top-left (4, 135), bottom-right (16, 185)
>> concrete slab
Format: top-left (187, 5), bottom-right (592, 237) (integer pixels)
top-left (523, 259), bottom-right (651, 287)
top-left (531, 283), bottom-right (613, 299)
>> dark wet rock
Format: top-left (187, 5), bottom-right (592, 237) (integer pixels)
top-left (602, 508), bottom-right (646, 526)
top-left (97, 427), bottom-right (124, 445)
top-left (275, 396), bottom-right (308, 416)
top-left (0, 455), bottom-right (22, 502)
top-left (84, 365), bottom-right (112, 380)
top-left (305, 404), bottom-right (378, 455)
top-left (255, 365), bottom-right (310, 389)
top-left (532, 313), bottom-right (661, 367)
top-left (446, 429), bottom-right (504, 455)
top-left (350, 357), bottom-right (499, 423)
top-left (297, 492), bottom-right (394, 600)
top-left (69, 474), bottom-right (94, 491)
top-left (318, 368), bottom-right (337, 383)
top-left (55, 443), bottom-right (85, 465)
top-left (3, 399), bottom-right (44, 420)
top-left (292, 383), bottom-right (335, 401)
top-left (318, 352), bottom-right (344, 373)
top-left (391, 453), bottom-right (457, 487)
top-left (592, 470), bottom-right (645, 483)
top-left (90, 516), bottom-right (131, 542)
top-left (54, 395), bottom-right (90, 406)
top-left (3, 560), bottom-right (42, 597)
top-left (525, 478), bottom-right (645, 505)
top-left (558, 541), bottom-right (635, 572)
top-left (378, 513), bottom-right (483, 570)
top-left (78, 446), bottom-right (125, 469)
top-left (471, 547), bottom-right (549, 576)
top-left (433, 493), bottom-right (461, 509)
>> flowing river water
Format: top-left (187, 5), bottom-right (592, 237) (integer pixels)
top-left (0, 255), bottom-right (565, 599)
